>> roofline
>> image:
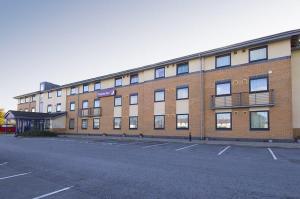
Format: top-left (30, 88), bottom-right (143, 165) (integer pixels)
top-left (14, 28), bottom-right (300, 99)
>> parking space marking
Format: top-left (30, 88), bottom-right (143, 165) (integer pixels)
top-left (0, 172), bottom-right (31, 180)
top-left (175, 144), bottom-right (198, 151)
top-left (268, 148), bottom-right (278, 160)
top-left (0, 162), bottom-right (8, 166)
top-left (116, 142), bottom-right (140, 146)
top-left (32, 186), bottom-right (73, 199)
top-left (142, 143), bottom-right (168, 148)
top-left (218, 146), bottom-right (231, 156)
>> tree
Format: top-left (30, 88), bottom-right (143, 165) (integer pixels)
top-left (0, 108), bottom-right (5, 126)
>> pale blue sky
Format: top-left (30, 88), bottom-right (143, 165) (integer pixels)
top-left (0, 0), bottom-right (299, 111)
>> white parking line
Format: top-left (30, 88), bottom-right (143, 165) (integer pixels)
top-left (0, 162), bottom-right (8, 166)
top-left (268, 148), bottom-right (278, 160)
top-left (142, 143), bottom-right (168, 148)
top-left (116, 142), bottom-right (140, 146)
top-left (0, 172), bottom-right (31, 180)
top-left (32, 186), bottom-right (73, 199)
top-left (218, 146), bottom-right (231, 156)
top-left (175, 144), bottom-right (198, 151)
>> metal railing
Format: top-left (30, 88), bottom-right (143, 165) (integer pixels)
top-left (211, 90), bottom-right (274, 109)
top-left (79, 108), bottom-right (101, 117)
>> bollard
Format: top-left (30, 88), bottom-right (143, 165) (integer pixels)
top-left (189, 132), bottom-right (192, 142)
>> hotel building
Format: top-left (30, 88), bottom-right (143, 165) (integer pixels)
top-left (11, 29), bottom-right (300, 141)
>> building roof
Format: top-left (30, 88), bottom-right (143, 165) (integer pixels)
top-left (5, 111), bottom-right (66, 120)
top-left (14, 29), bottom-right (300, 99)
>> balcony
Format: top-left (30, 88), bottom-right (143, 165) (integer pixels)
top-left (79, 108), bottom-right (101, 117)
top-left (211, 90), bottom-right (275, 109)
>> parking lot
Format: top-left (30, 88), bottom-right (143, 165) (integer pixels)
top-left (0, 135), bottom-right (300, 199)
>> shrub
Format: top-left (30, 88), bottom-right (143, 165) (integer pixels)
top-left (19, 130), bottom-right (57, 137)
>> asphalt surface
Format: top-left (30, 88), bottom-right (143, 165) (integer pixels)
top-left (0, 135), bottom-right (300, 199)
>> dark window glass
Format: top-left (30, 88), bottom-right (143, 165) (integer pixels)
top-left (94, 82), bottom-right (101, 91)
top-left (69, 119), bottom-right (75, 129)
top-left (94, 99), bottom-right (100, 108)
top-left (216, 113), bottom-right (232, 129)
top-left (115, 77), bottom-right (122, 87)
top-left (250, 111), bottom-right (269, 130)
top-left (56, 103), bottom-right (61, 112)
top-left (47, 105), bottom-right (52, 113)
top-left (155, 67), bottom-right (165, 79)
top-left (83, 84), bottom-right (89, 93)
top-left (114, 96), bottom-right (122, 106)
top-left (130, 74), bottom-right (139, 84)
top-left (176, 87), bottom-right (189, 100)
top-left (154, 90), bottom-right (165, 102)
top-left (114, 117), bottom-right (121, 129)
top-left (82, 101), bottom-right (88, 109)
top-left (70, 102), bottom-right (75, 111)
top-left (249, 47), bottom-right (267, 62)
top-left (177, 63), bottom-right (189, 75)
top-left (48, 92), bottom-right (52, 99)
top-left (250, 77), bottom-right (268, 92)
top-left (176, 114), bottom-right (189, 129)
top-left (216, 82), bottom-right (231, 96)
top-left (57, 90), bottom-right (62, 97)
top-left (71, 87), bottom-right (77, 95)
top-left (216, 54), bottom-right (231, 68)
top-left (130, 94), bottom-right (138, 105)
top-left (129, 117), bottom-right (138, 129)
top-left (81, 119), bottom-right (88, 129)
top-left (93, 118), bottom-right (100, 129)
top-left (154, 115), bottom-right (165, 129)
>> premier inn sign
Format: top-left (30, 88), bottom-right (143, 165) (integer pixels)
top-left (97, 88), bottom-right (116, 98)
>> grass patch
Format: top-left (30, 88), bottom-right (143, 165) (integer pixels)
top-left (19, 130), bottom-right (58, 137)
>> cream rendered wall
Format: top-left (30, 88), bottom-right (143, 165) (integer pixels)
top-left (102, 78), bottom-right (114, 89)
top-left (39, 89), bottom-right (67, 113)
top-left (176, 100), bottom-right (189, 114)
top-left (123, 76), bottom-right (130, 86)
top-left (269, 40), bottom-right (291, 59)
top-left (143, 69), bottom-right (154, 82)
top-left (189, 59), bottom-right (201, 73)
top-left (52, 116), bottom-right (66, 129)
top-left (291, 50), bottom-right (300, 128)
top-left (231, 50), bottom-right (248, 65)
top-left (165, 64), bottom-right (176, 77)
top-left (114, 107), bottom-right (122, 117)
top-left (129, 105), bottom-right (138, 116)
top-left (203, 56), bottom-right (215, 71)
top-left (154, 102), bottom-right (165, 115)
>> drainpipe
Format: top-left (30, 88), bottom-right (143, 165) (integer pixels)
top-left (76, 94), bottom-right (80, 133)
top-left (199, 56), bottom-right (205, 140)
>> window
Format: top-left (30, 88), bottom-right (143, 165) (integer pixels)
top-left (56, 103), bottom-right (61, 112)
top-left (94, 82), bottom-right (101, 91)
top-left (83, 84), bottom-right (89, 93)
top-left (70, 102), bottom-right (75, 111)
top-left (48, 92), bottom-right (52, 99)
top-left (177, 63), bottom-right (189, 75)
top-left (216, 81), bottom-right (231, 96)
top-left (250, 76), bottom-right (268, 93)
top-left (130, 74), bottom-right (139, 84)
top-left (31, 108), bottom-right (36, 112)
top-left (45, 120), bottom-right (50, 129)
top-left (154, 90), bottom-right (165, 102)
top-left (155, 67), bottom-right (165, 79)
top-left (20, 98), bottom-right (25, 104)
top-left (94, 99), bottom-right (100, 108)
top-left (129, 116), bottom-right (138, 129)
top-left (216, 54), bottom-right (231, 68)
top-left (57, 90), bottom-right (62, 97)
top-left (24, 109), bottom-right (29, 112)
top-left (47, 105), bottom-right (52, 113)
top-left (69, 119), bottom-right (75, 129)
top-left (250, 111), bottom-right (269, 130)
top-left (114, 117), bottom-right (122, 129)
top-left (40, 83), bottom-right (45, 91)
top-left (130, 94), bottom-right (138, 105)
top-left (71, 87), bottom-right (77, 95)
top-left (25, 97), bottom-right (30, 103)
top-left (115, 77), bottom-right (122, 87)
top-left (176, 87), bottom-right (189, 100)
top-left (114, 96), bottom-right (122, 107)
top-left (216, 112), bottom-right (232, 130)
top-left (154, 115), bottom-right (165, 129)
top-left (81, 119), bottom-right (88, 129)
top-left (93, 118), bottom-right (100, 129)
top-left (176, 114), bottom-right (189, 129)
top-left (82, 101), bottom-right (88, 109)
top-left (249, 46), bottom-right (267, 62)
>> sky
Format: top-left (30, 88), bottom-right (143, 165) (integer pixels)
top-left (0, 0), bottom-right (299, 111)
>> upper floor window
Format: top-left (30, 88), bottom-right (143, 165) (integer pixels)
top-left (216, 81), bottom-right (231, 96)
top-left (130, 94), bottom-right (138, 105)
top-left (25, 97), bottom-right (30, 103)
top-left (176, 86), bottom-right (189, 100)
top-left (20, 98), bottom-right (25, 104)
top-left (48, 92), bottom-right (52, 99)
top-left (70, 87), bottom-right (77, 95)
top-left (57, 90), bottom-right (62, 97)
top-left (176, 63), bottom-right (189, 75)
top-left (154, 90), bottom-right (165, 102)
top-left (155, 67), bottom-right (165, 79)
top-left (130, 74), bottom-right (139, 84)
top-left (70, 102), bottom-right (75, 111)
top-left (94, 99), bottom-right (100, 108)
top-left (83, 84), bottom-right (89, 93)
top-left (115, 77), bottom-right (122, 87)
top-left (216, 54), bottom-right (231, 68)
top-left (114, 96), bottom-right (122, 107)
top-left (82, 101), bottom-right (88, 109)
top-left (40, 83), bottom-right (45, 91)
top-left (56, 103), bottom-right (61, 112)
top-left (250, 76), bottom-right (268, 93)
top-left (47, 105), bottom-right (52, 113)
top-left (94, 82), bottom-right (101, 91)
top-left (249, 46), bottom-right (267, 62)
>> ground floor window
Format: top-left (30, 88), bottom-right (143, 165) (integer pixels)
top-left (250, 111), bottom-right (269, 130)
top-left (45, 119), bottom-right (50, 129)
top-left (216, 112), bottom-right (232, 130)
top-left (93, 118), bottom-right (100, 129)
top-left (69, 119), bottom-right (75, 129)
top-left (129, 116), bottom-right (138, 129)
top-left (176, 114), bottom-right (189, 129)
top-left (154, 115), bottom-right (165, 129)
top-left (114, 117), bottom-right (121, 129)
top-left (81, 119), bottom-right (88, 129)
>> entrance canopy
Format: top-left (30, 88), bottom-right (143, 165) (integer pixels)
top-left (5, 111), bottom-right (66, 133)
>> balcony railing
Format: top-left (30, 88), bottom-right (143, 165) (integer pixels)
top-left (211, 90), bottom-right (275, 109)
top-left (79, 108), bottom-right (101, 117)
